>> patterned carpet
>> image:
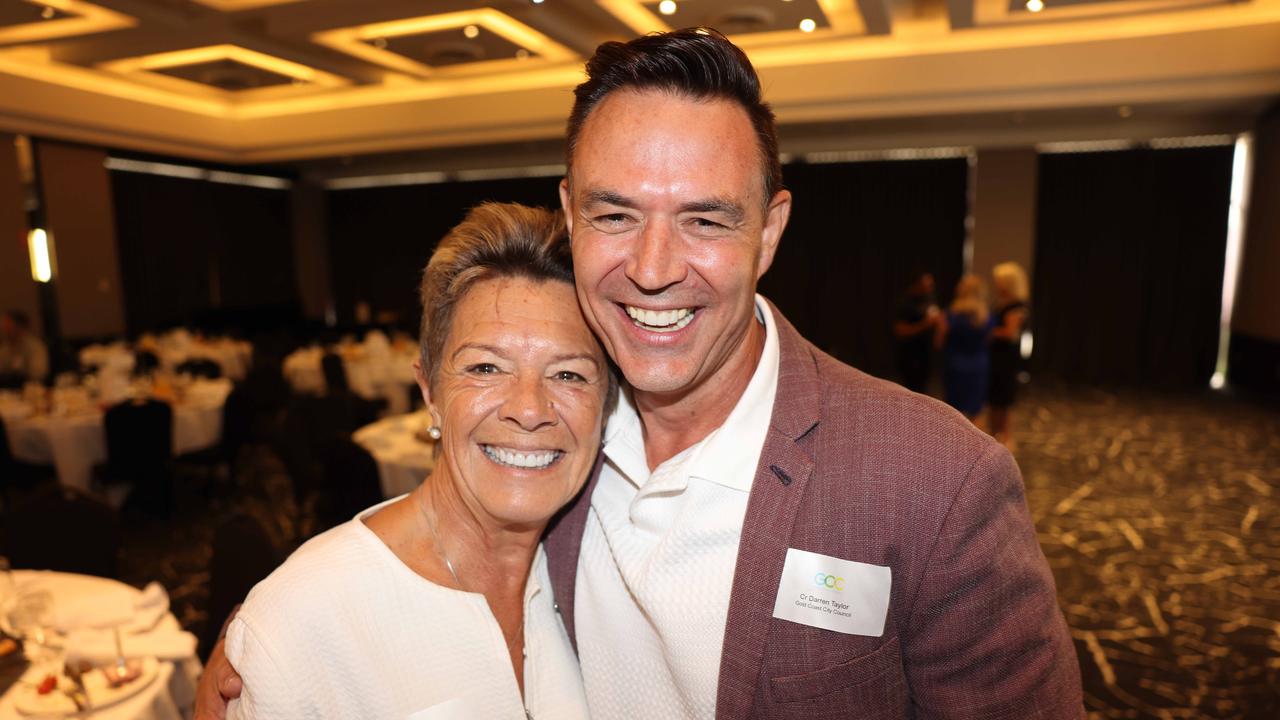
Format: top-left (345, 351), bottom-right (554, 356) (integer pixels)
top-left (110, 385), bottom-right (1280, 718)
top-left (1017, 386), bottom-right (1280, 719)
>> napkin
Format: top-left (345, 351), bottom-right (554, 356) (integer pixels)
top-left (63, 627), bottom-right (197, 665)
top-left (51, 582), bottom-right (170, 634)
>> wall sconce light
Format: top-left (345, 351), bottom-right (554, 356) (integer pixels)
top-left (28, 228), bottom-right (56, 283)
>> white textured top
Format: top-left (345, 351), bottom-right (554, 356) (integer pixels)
top-left (225, 497), bottom-right (589, 720)
top-left (575, 296), bottom-right (781, 720)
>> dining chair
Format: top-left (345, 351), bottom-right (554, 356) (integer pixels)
top-left (6, 484), bottom-right (120, 578)
top-left (201, 512), bottom-right (281, 661)
top-left (176, 359), bottom-right (222, 379)
top-left (95, 398), bottom-right (174, 515)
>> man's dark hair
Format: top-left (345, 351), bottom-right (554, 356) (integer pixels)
top-left (565, 27), bottom-right (783, 203)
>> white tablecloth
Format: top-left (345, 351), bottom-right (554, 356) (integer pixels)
top-left (0, 571), bottom-right (200, 720)
top-left (3, 380), bottom-right (232, 493)
top-left (80, 337), bottom-right (251, 382)
top-left (352, 410), bottom-right (436, 498)
top-left (284, 344), bottom-right (417, 416)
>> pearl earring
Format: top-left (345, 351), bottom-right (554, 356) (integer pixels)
top-left (427, 425), bottom-right (441, 440)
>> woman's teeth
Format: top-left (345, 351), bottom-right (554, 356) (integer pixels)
top-left (625, 306), bottom-right (694, 332)
top-left (482, 445), bottom-right (560, 469)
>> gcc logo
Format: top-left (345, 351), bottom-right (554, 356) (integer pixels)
top-left (814, 572), bottom-right (845, 591)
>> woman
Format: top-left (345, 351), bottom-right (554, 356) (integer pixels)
top-left (935, 274), bottom-right (994, 420)
top-left (988, 262), bottom-right (1030, 448)
top-left (225, 203), bottom-right (613, 719)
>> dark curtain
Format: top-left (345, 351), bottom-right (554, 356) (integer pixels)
top-left (1032, 147), bottom-right (1233, 388)
top-left (326, 176), bottom-right (561, 328)
top-left (761, 159), bottom-right (969, 380)
top-left (112, 171), bottom-right (296, 334)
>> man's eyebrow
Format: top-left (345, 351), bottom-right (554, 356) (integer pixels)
top-left (582, 189), bottom-right (636, 208)
top-left (679, 198), bottom-right (746, 223)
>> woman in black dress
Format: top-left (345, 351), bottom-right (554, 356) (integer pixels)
top-left (988, 262), bottom-right (1029, 448)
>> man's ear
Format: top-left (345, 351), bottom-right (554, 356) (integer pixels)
top-left (757, 189), bottom-right (792, 279)
top-left (412, 358), bottom-right (441, 426)
top-left (559, 178), bottom-right (575, 234)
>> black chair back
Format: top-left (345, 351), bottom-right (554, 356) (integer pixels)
top-left (7, 484), bottom-right (120, 577)
top-left (201, 512), bottom-right (280, 660)
top-left (315, 435), bottom-right (383, 533)
top-left (133, 350), bottom-right (160, 375)
top-left (176, 359), bottom-right (222, 379)
top-left (104, 399), bottom-right (173, 476)
top-left (321, 353), bottom-right (348, 393)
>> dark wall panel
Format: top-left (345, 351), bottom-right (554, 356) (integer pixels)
top-left (111, 171), bottom-right (296, 334)
top-left (326, 176), bottom-right (561, 329)
top-left (1032, 147), bottom-right (1233, 388)
top-left (762, 159), bottom-right (969, 380)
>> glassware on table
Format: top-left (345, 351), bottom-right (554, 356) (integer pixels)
top-left (7, 589), bottom-right (56, 663)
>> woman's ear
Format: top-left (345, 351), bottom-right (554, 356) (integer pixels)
top-left (412, 358), bottom-right (441, 426)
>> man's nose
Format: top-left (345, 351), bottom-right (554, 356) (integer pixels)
top-left (625, 221), bottom-right (686, 292)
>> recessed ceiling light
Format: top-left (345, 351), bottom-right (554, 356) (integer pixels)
top-left (659, 0), bottom-right (677, 15)
top-left (1026, 0), bottom-right (1045, 12)
top-left (531, 0), bottom-right (545, 4)
top-left (371, 37), bottom-right (387, 49)
top-left (799, 18), bottom-right (816, 32)
top-left (463, 24), bottom-right (480, 39)
top-left (41, 5), bottom-right (56, 19)
top-left (515, 48), bottom-right (530, 60)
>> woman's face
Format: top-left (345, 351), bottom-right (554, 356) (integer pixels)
top-left (424, 276), bottom-right (608, 528)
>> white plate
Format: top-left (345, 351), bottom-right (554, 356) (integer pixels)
top-left (12, 657), bottom-right (159, 717)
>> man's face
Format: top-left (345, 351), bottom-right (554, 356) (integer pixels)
top-left (560, 89), bottom-right (791, 396)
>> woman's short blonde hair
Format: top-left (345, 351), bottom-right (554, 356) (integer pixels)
top-left (950, 274), bottom-right (990, 326)
top-left (417, 202), bottom-right (616, 411)
top-left (992, 261), bottom-right (1029, 304)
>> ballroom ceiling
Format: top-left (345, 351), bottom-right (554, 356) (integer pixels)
top-left (1, 0), bottom-right (1278, 163)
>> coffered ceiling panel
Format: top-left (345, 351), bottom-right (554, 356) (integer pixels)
top-left (0, 0), bottom-right (1276, 162)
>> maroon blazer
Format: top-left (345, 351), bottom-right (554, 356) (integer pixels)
top-left (544, 303), bottom-right (1083, 719)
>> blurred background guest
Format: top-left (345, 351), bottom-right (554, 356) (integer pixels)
top-left (0, 309), bottom-right (49, 387)
top-left (893, 271), bottom-right (941, 393)
top-left (988, 262), bottom-right (1030, 448)
top-left (936, 274), bottom-right (993, 420)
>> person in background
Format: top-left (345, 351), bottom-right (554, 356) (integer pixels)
top-left (0, 310), bottom-right (49, 385)
top-left (936, 274), bottom-right (994, 420)
top-left (989, 261), bottom-right (1031, 448)
top-left (892, 271), bottom-right (941, 393)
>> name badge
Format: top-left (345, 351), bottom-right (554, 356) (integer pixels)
top-left (771, 548), bottom-right (891, 637)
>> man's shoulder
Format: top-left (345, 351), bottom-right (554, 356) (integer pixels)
top-left (787, 338), bottom-right (1002, 486)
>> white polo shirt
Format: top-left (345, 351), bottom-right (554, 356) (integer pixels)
top-left (575, 295), bottom-right (780, 720)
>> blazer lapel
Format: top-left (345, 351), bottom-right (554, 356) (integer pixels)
top-left (543, 452), bottom-right (604, 653)
top-left (716, 303), bottom-right (823, 720)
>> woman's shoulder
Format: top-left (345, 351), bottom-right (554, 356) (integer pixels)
top-left (239, 519), bottom-right (387, 625)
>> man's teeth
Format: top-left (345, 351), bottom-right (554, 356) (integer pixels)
top-left (625, 306), bottom-right (694, 332)
top-left (482, 445), bottom-right (560, 469)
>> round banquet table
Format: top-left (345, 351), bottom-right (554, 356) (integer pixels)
top-left (3, 380), bottom-right (231, 493)
top-left (352, 410), bottom-right (436, 499)
top-left (0, 571), bottom-right (200, 720)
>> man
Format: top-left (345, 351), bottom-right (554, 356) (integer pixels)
top-left (199, 28), bottom-right (1081, 718)
top-left (893, 271), bottom-right (941, 394)
top-left (0, 310), bottom-right (49, 384)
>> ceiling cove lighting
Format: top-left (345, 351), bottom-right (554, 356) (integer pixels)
top-left (28, 228), bottom-right (55, 283)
